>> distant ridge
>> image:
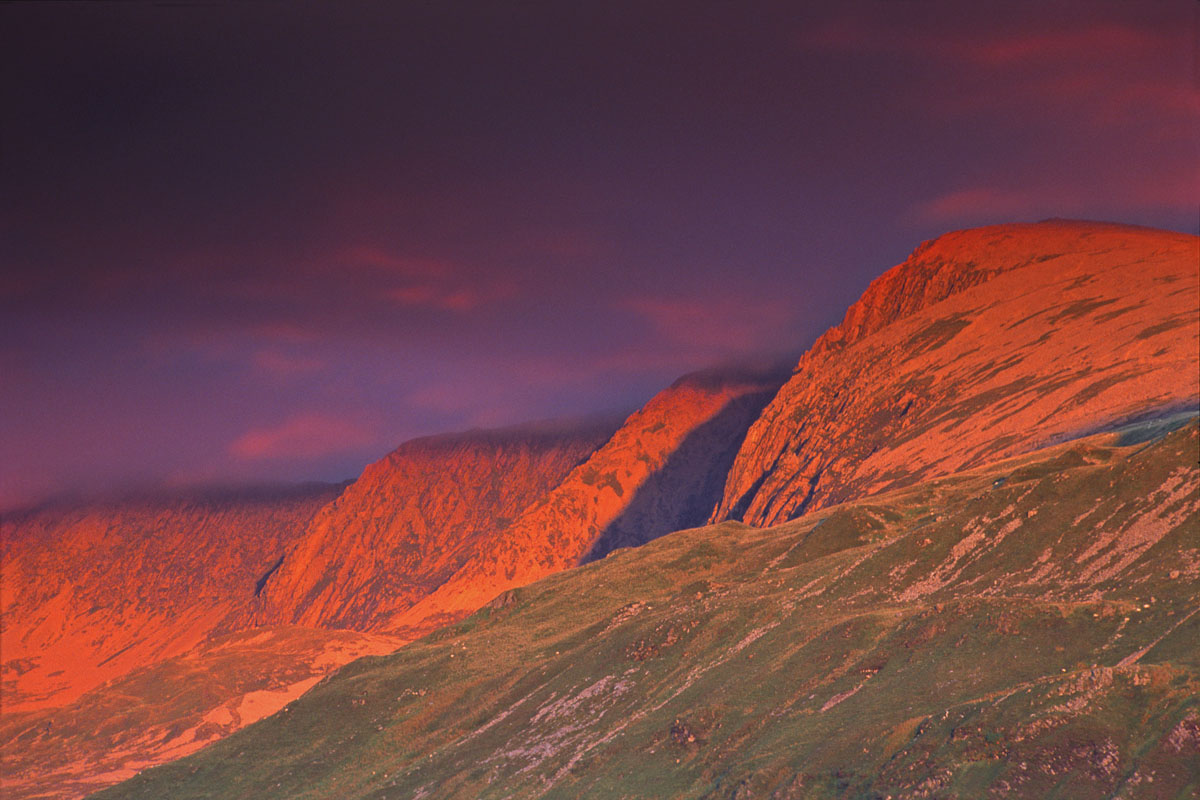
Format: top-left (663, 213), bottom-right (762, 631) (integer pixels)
top-left (258, 414), bottom-right (624, 631)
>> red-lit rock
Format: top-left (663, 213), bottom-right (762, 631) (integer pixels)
top-left (385, 367), bottom-right (785, 635)
top-left (258, 418), bottom-right (621, 630)
top-left (714, 221), bottom-right (1199, 526)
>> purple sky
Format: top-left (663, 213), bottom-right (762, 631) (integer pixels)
top-left (2, 1), bottom-right (1196, 509)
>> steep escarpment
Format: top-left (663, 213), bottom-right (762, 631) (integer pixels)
top-left (384, 366), bottom-right (787, 636)
top-left (259, 418), bottom-right (621, 631)
top-left (714, 221), bottom-right (1199, 526)
top-left (0, 485), bottom-right (343, 713)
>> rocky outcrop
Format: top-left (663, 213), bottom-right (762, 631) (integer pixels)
top-left (0, 485), bottom-right (342, 713)
top-left (385, 366), bottom-right (787, 635)
top-left (714, 220), bottom-right (1199, 526)
top-left (259, 418), bottom-right (622, 630)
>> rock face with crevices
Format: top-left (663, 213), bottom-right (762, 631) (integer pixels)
top-left (0, 486), bottom-right (410, 800)
top-left (0, 485), bottom-right (342, 714)
top-left (258, 418), bottom-right (622, 631)
top-left (384, 366), bottom-right (788, 636)
top-left (714, 221), bottom-right (1199, 527)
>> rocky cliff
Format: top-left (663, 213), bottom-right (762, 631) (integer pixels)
top-left (94, 420), bottom-right (1200, 800)
top-left (385, 366), bottom-right (787, 636)
top-left (714, 221), bottom-right (1199, 526)
top-left (258, 418), bottom-right (622, 631)
top-left (0, 485), bottom-right (342, 713)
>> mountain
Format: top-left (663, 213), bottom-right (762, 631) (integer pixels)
top-left (91, 418), bottom-right (1200, 799)
top-left (382, 366), bottom-right (787, 637)
top-left (714, 220), bottom-right (1198, 526)
top-left (0, 485), bottom-right (343, 713)
top-left (259, 417), bottom-right (623, 631)
top-left (0, 486), bottom-right (408, 800)
top-left (7, 219), bottom-right (1197, 799)
top-left (1, 626), bottom-right (397, 800)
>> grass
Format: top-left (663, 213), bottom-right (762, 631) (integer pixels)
top-left (93, 423), bottom-right (1200, 800)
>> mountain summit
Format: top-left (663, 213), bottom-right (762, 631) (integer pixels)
top-left (715, 220), bottom-right (1198, 526)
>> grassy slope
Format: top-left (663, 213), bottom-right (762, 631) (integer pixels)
top-left (94, 421), bottom-right (1200, 800)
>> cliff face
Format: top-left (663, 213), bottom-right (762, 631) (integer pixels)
top-left (259, 419), bottom-right (621, 631)
top-left (714, 221), bottom-right (1199, 527)
top-left (384, 367), bottom-right (787, 635)
top-left (0, 486), bottom-right (342, 713)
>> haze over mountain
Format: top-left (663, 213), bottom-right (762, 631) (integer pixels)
top-left (1, 219), bottom-right (1196, 800)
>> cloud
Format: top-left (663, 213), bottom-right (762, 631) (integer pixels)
top-left (959, 24), bottom-right (1159, 67)
top-left (913, 164), bottom-right (1199, 226)
top-left (250, 349), bottom-right (327, 378)
top-left (252, 321), bottom-right (321, 344)
top-left (387, 284), bottom-right (488, 312)
top-left (799, 16), bottom-right (1173, 66)
top-left (620, 294), bottom-right (794, 354)
top-left (335, 246), bottom-right (452, 278)
top-left (229, 413), bottom-right (377, 461)
top-left (797, 15), bottom-right (1196, 133)
top-left (329, 244), bottom-right (518, 313)
top-left (914, 187), bottom-right (1084, 225)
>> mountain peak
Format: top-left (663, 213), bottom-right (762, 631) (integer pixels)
top-left (813, 220), bottom-right (1195, 357)
top-left (716, 221), bottom-right (1198, 526)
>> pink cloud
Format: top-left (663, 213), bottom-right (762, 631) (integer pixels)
top-left (941, 24), bottom-right (1162, 68)
top-left (797, 17), bottom-right (1195, 133)
top-left (914, 162), bottom-right (1199, 226)
top-left (250, 349), bottom-right (327, 378)
top-left (337, 246), bottom-right (452, 278)
top-left (387, 284), bottom-right (488, 312)
top-left (621, 294), bottom-right (794, 354)
top-left (326, 244), bottom-right (518, 313)
top-left (229, 413), bottom-right (377, 461)
top-left (142, 323), bottom-right (329, 372)
top-left (914, 187), bottom-right (1083, 224)
top-left (386, 278), bottom-right (516, 313)
top-left (252, 321), bottom-right (321, 344)
top-left (799, 18), bottom-right (1171, 66)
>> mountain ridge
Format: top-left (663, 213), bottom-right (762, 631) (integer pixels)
top-left (258, 415), bottom-right (625, 631)
top-left (379, 367), bottom-right (788, 637)
top-left (90, 417), bottom-right (1200, 799)
top-left (3, 219), bottom-right (1197, 800)
top-left (714, 220), bottom-right (1199, 526)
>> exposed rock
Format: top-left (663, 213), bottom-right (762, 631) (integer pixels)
top-left (715, 221), bottom-right (1199, 526)
top-left (383, 367), bottom-right (786, 635)
top-left (91, 423), bottom-right (1200, 800)
top-left (259, 417), bottom-right (621, 630)
top-left (0, 485), bottom-right (340, 714)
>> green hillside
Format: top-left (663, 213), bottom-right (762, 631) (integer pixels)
top-left (94, 418), bottom-right (1200, 800)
